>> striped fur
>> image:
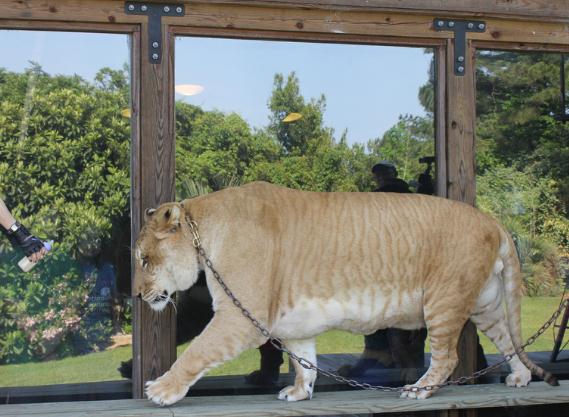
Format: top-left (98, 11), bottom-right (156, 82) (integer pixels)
top-left (134, 181), bottom-right (557, 406)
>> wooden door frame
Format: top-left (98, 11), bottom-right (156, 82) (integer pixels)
top-left (2, 0), bottom-right (569, 401)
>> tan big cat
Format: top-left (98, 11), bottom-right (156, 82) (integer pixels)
top-left (134, 181), bottom-right (558, 406)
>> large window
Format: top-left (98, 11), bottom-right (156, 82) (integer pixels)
top-left (174, 36), bottom-right (437, 393)
top-left (0, 31), bottom-right (133, 392)
top-left (475, 50), bottom-right (569, 364)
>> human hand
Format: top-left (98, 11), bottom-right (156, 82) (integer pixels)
top-left (28, 243), bottom-right (48, 263)
top-left (5, 223), bottom-right (46, 260)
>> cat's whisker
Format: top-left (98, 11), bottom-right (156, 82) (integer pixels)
top-left (167, 297), bottom-right (178, 314)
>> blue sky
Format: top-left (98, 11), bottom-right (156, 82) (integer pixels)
top-left (1, 31), bottom-right (433, 146)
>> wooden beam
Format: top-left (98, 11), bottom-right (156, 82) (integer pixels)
top-left (173, 5), bottom-right (569, 46)
top-left (0, 0), bottom-right (140, 24)
top-left (4, 381), bottom-right (569, 416)
top-left (435, 44), bottom-right (447, 199)
top-left (5, 0), bottom-right (569, 22)
top-left (473, 40), bottom-right (569, 53)
top-left (132, 19), bottom-right (177, 398)
top-left (446, 39), bottom-right (476, 205)
top-left (172, 25), bottom-right (445, 47)
top-left (0, 19), bottom-right (136, 33)
top-left (1, 2), bottom-right (569, 47)
top-left (130, 25), bottom-right (144, 400)
top-left (191, 0), bottom-right (569, 22)
top-left (444, 37), bottom-right (479, 385)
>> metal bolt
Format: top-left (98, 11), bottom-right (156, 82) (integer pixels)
top-left (436, 20), bottom-right (444, 27)
top-left (467, 22), bottom-right (474, 29)
top-left (152, 41), bottom-right (159, 48)
top-left (141, 5), bottom-right (148, 12)
top-left (448, 21), bottom-right (455, 28)
top-left (128, 4), bottom-right (135, 11)
top-left (176, 6), bottom-right (183, 13)
top-left (478, 23), bottom-right (485, 30)
top-left (457, 56), bottom-right (465, 62)
top-left (152, 53), bottom-right (159, 60)
top-left (457, 66), bottom-right (465, 73)
top-left (163, 6), bottom-right (170, 13)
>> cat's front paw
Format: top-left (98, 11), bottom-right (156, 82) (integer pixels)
top-left (278, 382), bottom-right (313, 401)
top-left (146, 371), bottom-right (188, 406)
top-left (400, 384), bottom-right (436, 400)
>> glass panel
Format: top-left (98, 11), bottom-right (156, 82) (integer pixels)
top-left (564, 54), bottom-right (569, 118)
top-left (0, 31), bottom-right (132, 393)
top-left (175, 37), bottom-right (436, 394)
top-left (476, 50), bottom-right (569, 379)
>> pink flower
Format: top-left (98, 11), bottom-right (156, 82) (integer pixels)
top-left (42, 327), bottom-right (63, 341)
top-left (24, 317), bottom-right (37, 328)
top-left (63, 316), bottom-right (80, 327)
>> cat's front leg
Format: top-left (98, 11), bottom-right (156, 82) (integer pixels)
top-left (146, 312), bottom-right (261, 406)
top-left (278, 338), bottom-right (317, 401)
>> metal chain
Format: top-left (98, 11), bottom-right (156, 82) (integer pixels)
top-left (186, 217), bottom-right (569, 393)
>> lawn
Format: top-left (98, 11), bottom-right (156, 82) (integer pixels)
top-left (0, 296), bottom-right (564, 387)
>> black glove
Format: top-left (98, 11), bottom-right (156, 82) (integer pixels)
top-left (1, 222), bottom-right (44, 257)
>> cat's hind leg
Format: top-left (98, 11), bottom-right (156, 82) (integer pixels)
top-left (278, 338), bottom-right (317, 401)
top-left (401, 278), bottom-right (478, 400)
top-left (470, 273), bottom-right (531, 388)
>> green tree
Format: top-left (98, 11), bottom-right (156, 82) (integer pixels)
top-left (476, 51), bottom-right (569, 214)
top-left (473, 51), bottom-right (569, 295)
top-left (367, 115), bottom-right (434, 185)
top-left (175, 104), bottom-right (281, 195)
top-left (177, 71), bottom-right (375, 194)
top-left (0, 64), bottom-right (131, 363)
top-left (268, 72), bottom-right (332, 155)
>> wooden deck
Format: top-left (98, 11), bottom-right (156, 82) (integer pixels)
top-left (0, 381), bottom-right (568, 417)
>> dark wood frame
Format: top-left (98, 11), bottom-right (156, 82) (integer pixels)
top-left (1, 0), bottom-right (569, 404)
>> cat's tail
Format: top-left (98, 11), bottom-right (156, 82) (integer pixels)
top-left (499, 228), bottom-right (559, 386)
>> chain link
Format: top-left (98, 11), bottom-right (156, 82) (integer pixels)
top-left (186, 216), bottom-right (569, 393)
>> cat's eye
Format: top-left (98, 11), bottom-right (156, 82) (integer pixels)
top-left (142, 257), bottom-right (149, 270)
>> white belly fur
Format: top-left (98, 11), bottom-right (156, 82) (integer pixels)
top-left (272, 289), bottom-right (425, 339)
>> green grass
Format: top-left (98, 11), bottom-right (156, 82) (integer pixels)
top-left (0, 344), bottom-right (133, 387)
top-left (0, 296), bottom-right (564, 387)
top-left (477, 296), bottom-right (563, 354)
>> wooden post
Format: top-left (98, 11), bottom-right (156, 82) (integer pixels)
top-left (435, 44), bottom-right (447, 198)
top-left (131, 20), bottom-right (177, 398)
top-left (445, 36), bottom-right (479, 389)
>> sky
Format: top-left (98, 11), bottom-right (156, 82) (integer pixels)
top-left (0, 30), bottom-right (433, 146)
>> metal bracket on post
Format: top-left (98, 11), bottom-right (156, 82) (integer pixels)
top-left (434, 18), bottom-right (486, 76)
top-left (125, 2), bottom-right (185, 64)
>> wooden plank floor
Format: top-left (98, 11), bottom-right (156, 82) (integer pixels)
top-left (1, 381), bottom-right (568, 417)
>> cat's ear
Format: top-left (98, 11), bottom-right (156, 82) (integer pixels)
top-left (154, 204), bottom-right (183, 239)
top-left (144, 208), bottom-right (156, 223)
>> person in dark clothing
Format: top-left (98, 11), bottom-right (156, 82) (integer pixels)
top-left (416, 156), bottom-right (435, 196)
top-left (244, 340), bottom-right (283, 385)
top-left (371, 161), bottom-right (412, 193)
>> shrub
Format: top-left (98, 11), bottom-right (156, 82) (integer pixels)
top-left (0, 65), bottom-right (131, 364)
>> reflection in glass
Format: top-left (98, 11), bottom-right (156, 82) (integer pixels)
top-left (174, 36), bottom-right (436, 393)
top-left (0, 31), bottom-right (132, 388)
top-left (564, 54), bottom-right (569, 118)
top-left (476, 51), bottom-right (569, 368)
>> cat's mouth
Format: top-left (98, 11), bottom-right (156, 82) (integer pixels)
top-left (143, 290), bottom-right (176, 312)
